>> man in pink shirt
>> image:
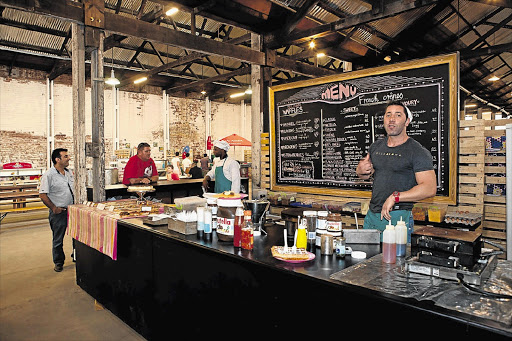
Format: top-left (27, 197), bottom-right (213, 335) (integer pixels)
top-left (122, 142), bottom-right (159, 185)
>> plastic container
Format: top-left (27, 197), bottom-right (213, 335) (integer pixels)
top-left (395, 217), bottom-right (407, 257)
top-left (303, 211), bottom-right (317, 252)
top-left (296, 218), bottom-right (307, 249)
top-left (428, 204), bottom-right (447, 223)
top-left (382, 222), bottom-right (396, 264)
top-left (196, 206), bottom-right (205, 238)
top-left (241, 210), bottom-right (254, 250)
top-left (233, 206), bottom-right (244, 248)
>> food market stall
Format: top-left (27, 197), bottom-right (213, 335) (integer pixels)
top-left (69, 198), bottom-right (512, 339)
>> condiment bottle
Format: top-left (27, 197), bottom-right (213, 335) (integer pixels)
top-left (204, 207), bottom-right (212, 241)
top-left (196, 206), bottom-right (205, 238)
top-left (241, 210), bottom-right (254, 250)
top-left (296, 217), bottom-right (307, 249)
top-left (335, 232), bottom-right (346, 259)
top-left (303, 211), bottom-right (317, 252)
top-left (382, 221), bottom-right (396, 264)
top-left (233, 206), bottom-right (244, 248)
top-left (395, 217), bottom-right (407, 257)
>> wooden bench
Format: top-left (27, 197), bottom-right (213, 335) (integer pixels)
top-left (0, 185), bottom-right (46, 222)
top-left (0, 205), bottom-right (47, 222)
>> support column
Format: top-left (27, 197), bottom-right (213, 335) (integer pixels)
top-left (89, 28), bottom-right (105, 202)
top-left (46, 79), bottom-right (55, 169)
top-left (71, 23), bottom-right (87, 204)
top-left (250, 33), bottom-right (263, 195)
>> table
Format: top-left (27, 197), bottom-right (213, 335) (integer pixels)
top-left (74, 218), bottom-right (512, 339)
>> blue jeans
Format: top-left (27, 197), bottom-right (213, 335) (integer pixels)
top-left (48, 210), bottom-right (68, 265)
top-left (363, 209), bottom-right (413, 242)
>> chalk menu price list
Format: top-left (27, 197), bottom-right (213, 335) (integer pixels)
top-left (321, 111), bottom-right (371, 184)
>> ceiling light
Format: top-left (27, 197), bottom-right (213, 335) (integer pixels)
top-left (230, 92), bottom-right (245, 98)
top-left (105, 69), bottom-right (120, 86)
top-left (384, 55), bottom-right (392, 62)
top-left (245, 85), bottom-right (252, 95)
top-left (488, 75), bottom-right (500, 82)
top-left (201, 90), bottom-right (206, 95)
top-left (166, 7), bottom-right (178, 16)
top-left (316, 52), bottom-right (325, 58)
top-left (465, 103), bottom-right (477, 108)
top-left (134, 76), bottom-right (147, 84)
top-left (309, 41), bottom-right (315, 49)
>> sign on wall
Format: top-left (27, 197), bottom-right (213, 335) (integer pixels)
top-left (269, 53), bottom-right (459, 204)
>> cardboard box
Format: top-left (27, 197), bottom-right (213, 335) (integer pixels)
top-left (168, 219), bottom-right (197, 235)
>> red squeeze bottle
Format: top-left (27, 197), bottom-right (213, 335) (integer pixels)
top-left (233, 206), bottom-right (244, 248)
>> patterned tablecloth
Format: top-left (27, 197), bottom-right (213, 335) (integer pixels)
top-left (67, 204), bottom-right (119, 260)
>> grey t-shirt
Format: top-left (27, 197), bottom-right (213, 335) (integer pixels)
top-left (368, 137), bottom-right (433, 213)
top-left (39, 167), bottom-right (75, 208)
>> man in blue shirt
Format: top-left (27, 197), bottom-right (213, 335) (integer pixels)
top-left (39, 148), bottom-right (75, 272)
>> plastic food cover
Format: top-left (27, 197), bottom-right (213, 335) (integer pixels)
top-left (330, 254), bottom-right (512, 327)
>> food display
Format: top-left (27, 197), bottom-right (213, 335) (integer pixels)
top-left (412, 204), bottom-right (428, 221)
top-left (127, 185), bottom-right (155, 193)
top-left (86, 199), bottom-right (164, 218)
top-left (444, 211), bottom-right (482, 226)
top-left (271, 246), bottom-right (312, 261)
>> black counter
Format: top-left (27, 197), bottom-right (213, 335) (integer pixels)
top-left (74, 219), bottom-right (511, 339)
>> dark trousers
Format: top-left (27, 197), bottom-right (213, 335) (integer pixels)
top-left (48, 210), bottom-right (67, 265)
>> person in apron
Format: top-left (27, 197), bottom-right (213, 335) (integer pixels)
top-left (202, 140), bottom-right (241, 193)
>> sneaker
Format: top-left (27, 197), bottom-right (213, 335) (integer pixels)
top-left (54, 264), bottom-right (63, 272)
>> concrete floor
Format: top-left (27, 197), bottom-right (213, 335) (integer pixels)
top-left (0, 219), bottom-right (146, 341)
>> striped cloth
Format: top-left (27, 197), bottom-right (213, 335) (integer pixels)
top-left (66, 204), bottom-right (119, 260)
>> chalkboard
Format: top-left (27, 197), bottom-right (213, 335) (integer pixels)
top-left (269, 53), bottom-right (459, 204)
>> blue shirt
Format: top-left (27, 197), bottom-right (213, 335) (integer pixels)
top-left (39, 167), bottom-right (75, 208)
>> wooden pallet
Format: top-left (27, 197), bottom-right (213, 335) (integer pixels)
top-left (482, 118), bottom-right (510, 258)
top-left (260, 132), bottom-right (270, 189)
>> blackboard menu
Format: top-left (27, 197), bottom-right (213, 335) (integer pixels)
top-left (270, 54), bottom-right (459, 203)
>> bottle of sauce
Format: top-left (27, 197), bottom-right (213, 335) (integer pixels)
top-left (233, 206), bottom-right (244, 248)
top-left (395, 217), bottom-right (407, 257)
top-left (241, 210), bottom-right (254, 250)
top-left (382, 221), bottom-right (396, 264)
top-left (204, 207), bottom-right (212, 241)
top-left (303, 211), bottom-right (317, 252)
top-left (296, 218), bottom-right (307, 249)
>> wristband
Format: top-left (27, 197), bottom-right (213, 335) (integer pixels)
top-left (392, 191), bottom-right (400, 204)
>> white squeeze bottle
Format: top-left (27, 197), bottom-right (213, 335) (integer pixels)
top-left (382, 221), bottom-right (396, 264)
top-left (395, 217), bottom-right (407, 257)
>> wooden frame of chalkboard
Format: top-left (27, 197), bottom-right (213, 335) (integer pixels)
top-left (269, 53), bottom-right (459, 205)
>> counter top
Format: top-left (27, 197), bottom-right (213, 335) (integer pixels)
top-left (121, 217), bottom-right (380, 282)
top-left (88, 178), bottom-right (204, 190)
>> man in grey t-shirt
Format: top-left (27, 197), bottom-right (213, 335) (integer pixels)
top-left (39, 148), bottom-right (75, 272)
top-left (356, 101), bottom-right (437, 239)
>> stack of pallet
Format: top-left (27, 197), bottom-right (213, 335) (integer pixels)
top-left (483, 119), bottom-right (510, 259)
top-left (260, 133), bottom-right (270, 190)
top-left (457, 120), bottom-right (485, 215)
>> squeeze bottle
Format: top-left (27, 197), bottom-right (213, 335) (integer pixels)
top-left (296, 218), bottom-right (308, 249)
top-left (233, 206), bottom-right (244, 248)
top-left (395, 217), bottom-right (407, 257)
top-left (382, 221), bottom-right (396, 264)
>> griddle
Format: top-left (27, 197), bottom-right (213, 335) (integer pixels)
top-left (411, 226), bottom-right (482, 269)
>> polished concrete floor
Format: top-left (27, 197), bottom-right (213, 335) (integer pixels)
top-left (0, 218), bottom-right (146, 341)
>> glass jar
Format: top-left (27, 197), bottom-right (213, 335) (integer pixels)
top-left (326, 212), bottom-right (342, 236)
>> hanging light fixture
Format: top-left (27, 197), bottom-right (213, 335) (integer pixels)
top-left (105, 47), bottom-right (119, 86)
top-left (134, 76), bottom-right (148, 84)
top-left (166, 7), bottom-right (178, 16)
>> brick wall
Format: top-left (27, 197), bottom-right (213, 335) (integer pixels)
top-left (0, 66), bottom-right (251, 170)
